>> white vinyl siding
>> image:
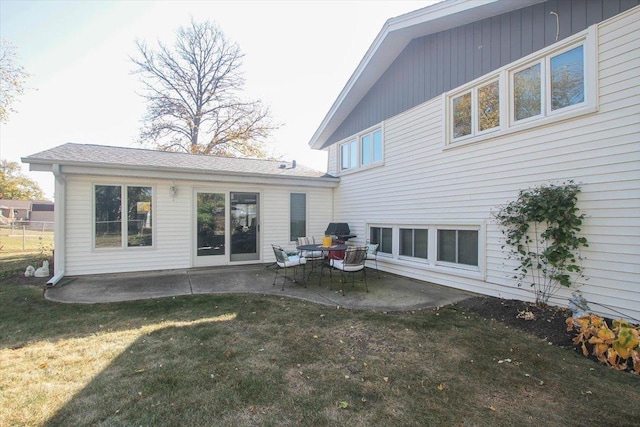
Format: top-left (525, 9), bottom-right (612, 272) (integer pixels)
top-left (63, 176), bottom-right (333, 275)
top-left (330, 8), bottom-right (640, 321)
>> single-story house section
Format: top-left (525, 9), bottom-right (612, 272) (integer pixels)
top-left (22, 143), bottom-right (338, 282)
top-left (307, 0), bottom-right (640, 321)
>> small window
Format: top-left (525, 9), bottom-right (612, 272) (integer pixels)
top-left (550, 45), bottom-right (584, 111)
top-left (478, 80), bottom-right (500, 131)
top-left (127, 186), bottom-right (153, 247)
top-left (361, 129), bottom-right (383, 166)
top-left (341, 140), bottom-right (357, 170)
top-left (341, 127), bottom-right (383, 171)
top-left (370, 226), bottom-right (392, 254)
top-left (290, 193), bottom-right (306, 241)
top-left (400, 228), bottom-right (428, 259)
top-left (513, 63), bottom-right (542, 121)
top-left (452, 92), bottom-right (471, 138)
top-left (437, 229), bottom-right (478, 267)
top-left (451, 79), bottom-right (500, 142)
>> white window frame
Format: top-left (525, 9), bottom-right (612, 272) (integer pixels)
top-left (444, 26), bottom-right (596, 147)
top-left (93, 183), bottom-right (155, 250)
top-left (399, 226), bottom-right (429, 262)
top-left (289, 192), bottom-right (307, 242)
top-left (368, 224), bottom-right (393, 256)
top-left (339, 124), bottom-right (384, 173)
top-left (435, 226), bottom-right (480, 271)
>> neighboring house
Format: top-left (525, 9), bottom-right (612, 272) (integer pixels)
top-left (22, 144), bottom-right (337, 282)
top-left (0, 200), bottom-right (31, 222)
top-left (0, 200), bottom-right (54, 228)
top-left (308, 0), bottom-right (640, 321)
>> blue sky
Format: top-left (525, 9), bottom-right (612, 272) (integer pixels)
top-left (0, 0), bottom-right (435, 198)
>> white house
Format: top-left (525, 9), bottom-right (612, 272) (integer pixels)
top-left (23, 0), bottom-right (639, 322)
top-left (308, 0), bottom-right (640, 321)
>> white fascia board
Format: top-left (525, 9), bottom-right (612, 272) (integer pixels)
top-left (308, 0), bottom-right (545, 150)
top-left (44, 163), bottom-right (340, 189)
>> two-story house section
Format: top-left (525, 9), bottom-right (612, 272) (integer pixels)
top-left (309, 0), bottom-right (640, 321)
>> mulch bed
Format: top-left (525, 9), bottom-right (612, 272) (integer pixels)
top-left (453, 296), bottom-right (577, 348)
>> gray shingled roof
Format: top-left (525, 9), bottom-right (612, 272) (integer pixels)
top-left (23, 143), bottom-right (334, 179)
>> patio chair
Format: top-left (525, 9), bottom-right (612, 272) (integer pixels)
top-left (272, 244), bottom-right (306, 290)
top-left (328, 245), bottom-right (368, 295)
top-left (297, 236), bottom-right (325, 278)
top-left (365, 242), bottom-right (380, 278)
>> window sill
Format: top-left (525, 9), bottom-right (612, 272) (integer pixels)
top-left (444, 103), bottom-right (597, 150)
top-left (338, 161), bottom-right (385, 177)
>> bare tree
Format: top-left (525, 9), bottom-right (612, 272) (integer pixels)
top-left (131, 19), bottom-right (278, 157)
top-left (0, 40), bottom-right (30, 123)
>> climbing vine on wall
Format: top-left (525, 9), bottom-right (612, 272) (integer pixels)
top-left (493, 181), bottom-right (588, 305)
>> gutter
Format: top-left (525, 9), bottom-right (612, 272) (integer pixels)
top-left (48, 164), bottom-right (65, 286)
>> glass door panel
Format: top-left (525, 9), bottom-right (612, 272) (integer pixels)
top-left (197, 192), bottom-right (225, 257)
top-left (230, 192), bottom-right (259, 261)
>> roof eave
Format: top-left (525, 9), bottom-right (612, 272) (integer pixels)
top-left (22, 158), bottom-right (340, 187)
top-left (308, 0), bottom-right (546, 150)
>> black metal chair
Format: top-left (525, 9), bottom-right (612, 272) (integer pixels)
top-left (328, 246), bottom-right (368, 295)
top-left (271, 244), bottom-right (306, 290)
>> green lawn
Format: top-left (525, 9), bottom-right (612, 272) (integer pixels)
top-left (1, 280), bottom-right (638, 426)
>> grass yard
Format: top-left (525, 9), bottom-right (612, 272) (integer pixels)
top-left (1, 281), bottom-right (639, 426)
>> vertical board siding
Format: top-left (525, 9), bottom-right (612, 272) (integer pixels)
top-left (330, 6), bottom-right (640, 321)
top-left (326, 0), bottom-right (639, 147)
top-left (64, 176), bottom-right (333, 275)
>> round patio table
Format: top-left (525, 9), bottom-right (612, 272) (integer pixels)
top-left (296, 243), bottom-right (348, 282)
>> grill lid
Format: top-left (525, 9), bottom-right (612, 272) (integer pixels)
top-left (325, 222), bottom-right (351, 236)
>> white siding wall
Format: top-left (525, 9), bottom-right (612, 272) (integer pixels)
top-left (64, 176), bottom-right (333, 275)
top-left (330, 7), bottom-right (640, 321)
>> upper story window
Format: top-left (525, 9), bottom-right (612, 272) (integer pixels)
top-left (361, 128), bottom-right (383, 166)
top-left (451, 79), bottom-right (500, 140)
top-left (340, 126), bottom-right (383, 172)
top-left (512, 44), bottom-right (585, 124)
top-left (446, 28), bottom-right (594, 145)
top-left (341, 139), bottom-right (357, 170)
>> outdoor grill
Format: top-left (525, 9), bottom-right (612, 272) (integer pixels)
top-left (324, 222), bottom-right (356, 241)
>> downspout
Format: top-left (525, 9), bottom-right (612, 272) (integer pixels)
top-left (47, 164), bottom-right (65, 286)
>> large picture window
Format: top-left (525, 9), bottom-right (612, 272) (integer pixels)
top-left (95, 184), bottom-right (153, 249)
top-left (290, 193), bottom-right (306, 241)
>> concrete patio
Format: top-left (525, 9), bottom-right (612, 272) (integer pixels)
top-left (45, 264), bottom-right (473, 311)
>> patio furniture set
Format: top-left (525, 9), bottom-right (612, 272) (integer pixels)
top-left (271, 223), bottom-right (379, 295)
